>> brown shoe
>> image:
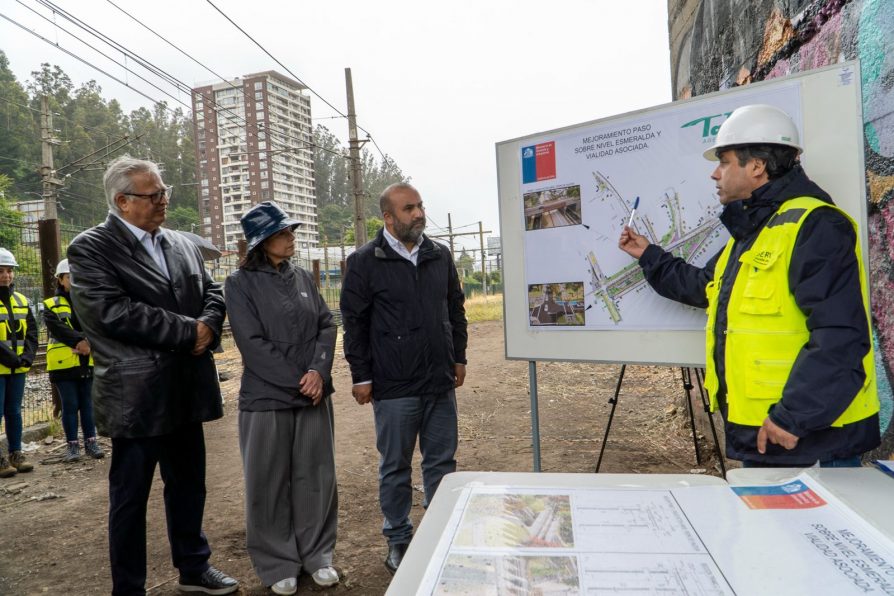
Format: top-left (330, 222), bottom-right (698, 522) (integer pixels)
top-left (9, 451), bottom-right (33, 473)
top-left (0, 454), bottom-right (17, 478)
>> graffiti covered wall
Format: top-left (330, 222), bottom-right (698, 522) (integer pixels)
top-left (668, 0), bottom-right (894, 456)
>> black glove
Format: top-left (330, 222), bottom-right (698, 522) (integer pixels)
top-left (18, 357), bottom-right (32, 369)
top-left (0, 348), bottom-right (21, 369)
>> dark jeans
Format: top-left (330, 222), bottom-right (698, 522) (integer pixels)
top-left (372, 390), bottom-right (457, 545)
top-left (109, 423), bottom-right (211, 596)
top-left (0, 373), bottom-right (25, 452)
top-left (742, 456), bottom-right (863, 468)
top-left (56, 378), bottom-right (96, 443)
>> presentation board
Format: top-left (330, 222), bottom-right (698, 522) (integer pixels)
top-left (496, 61), bottom-right (868, 365)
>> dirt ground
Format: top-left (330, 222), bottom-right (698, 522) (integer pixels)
top-left (0, 320), bottom-right (721, 595)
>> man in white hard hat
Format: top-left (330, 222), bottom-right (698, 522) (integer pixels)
top-left (619, 104), bottom-right (880, 467)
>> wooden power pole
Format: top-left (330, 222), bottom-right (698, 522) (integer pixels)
top-left (345, 68), bottom-right (367, 248)
top-left (38, 95), bottom-right (63, 298)
top-left (479, 221), bottom-right (487, 296)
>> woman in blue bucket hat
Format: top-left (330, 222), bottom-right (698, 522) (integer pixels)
top-left (224, 202), bottom-right (339, 594)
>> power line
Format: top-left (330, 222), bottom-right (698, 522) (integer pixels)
top-left (11, 3), bottom-right (339, 162)
top-left (203, 0), bottom-right (391, 163)
top-left (0, 11), bottom-right (179, 112)
top-left (40, 0), bottom-right (343, 160)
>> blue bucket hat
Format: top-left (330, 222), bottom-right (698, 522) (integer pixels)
top-left (240, 201), bottom-right (301, 253)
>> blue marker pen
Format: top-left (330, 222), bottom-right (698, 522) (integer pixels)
top-left (627, 196), bottom-right (640, 227)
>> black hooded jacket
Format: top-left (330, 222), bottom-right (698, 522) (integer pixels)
top-left (638, 165), bottom-right (879, 464)
top-left (340, 229), bottom-right (468, 400)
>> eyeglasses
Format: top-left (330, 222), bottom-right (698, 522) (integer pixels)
top-left (123, 186), bottom-right (174, 205)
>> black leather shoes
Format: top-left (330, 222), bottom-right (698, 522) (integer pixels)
top-left (177, 565), bottom-right (239, 594)
top-left (385, 542), bottom-right (409, 574)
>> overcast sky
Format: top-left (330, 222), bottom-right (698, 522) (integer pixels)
top-left (1, 0), bottom-right (672, 252)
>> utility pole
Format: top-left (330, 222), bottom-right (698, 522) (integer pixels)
top-left (479, 221), bottom-right (487, 296)
top-left (38, 94), bottom-right (63, 298)
top-left (447, 213), bottom-right (455, 255)
top-left (323, 235), bottom-right (330, 288)
top-left (345, 68), bottom-right (367, 248)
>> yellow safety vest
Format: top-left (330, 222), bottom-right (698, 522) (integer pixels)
top-left (0, 291), bottom-right (32, 374)
top-left (704, 197), bottom-right (879, 426)
top-left (43, 296), bottom-right (93, 372)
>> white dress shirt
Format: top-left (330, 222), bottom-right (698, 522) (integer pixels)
top-left (382, 226), bottom-right (422, 265)
top-left (113, 214), bottom-right (170, 279)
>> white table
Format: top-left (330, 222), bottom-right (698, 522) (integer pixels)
top-left (386, 471), bottom-right (727, 595)
top-left (726, 466), bottom-right (894, 539)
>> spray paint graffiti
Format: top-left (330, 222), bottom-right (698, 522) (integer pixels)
top-left (670, 0), bottom-right (894, 456)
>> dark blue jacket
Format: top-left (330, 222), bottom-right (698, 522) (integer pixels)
top-left (340, 229), bottom-right (467, 400)
top-left (639, 165), bottom-right (880, 464)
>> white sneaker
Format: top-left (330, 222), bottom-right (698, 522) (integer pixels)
top-left (311, 566), bottom-right (339, 587)
top-left (271, 577), bottom-right (297, 595)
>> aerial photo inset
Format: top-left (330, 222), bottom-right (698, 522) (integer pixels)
top-left (455, 493), bottom-right (574, 548)
top-left (528, 283), bottom-right (585, 326)
top-left (524, 184), bottom-right (582, 230)
top-left (435, 554), bottom-right (579, 595)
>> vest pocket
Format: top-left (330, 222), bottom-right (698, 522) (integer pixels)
top-left (726, 329), bottom-right (807, 425)
top-left (738, 278), bottom-right (781, 315)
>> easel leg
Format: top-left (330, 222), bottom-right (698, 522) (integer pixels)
top-left (694, 368), bottom-right (727, 478)
top-left (680, 367), bottom-right (701, 465)
top-left (595, 364), bottom-right (626, 473)
top-left (529, 361), bottom-right (541, 473)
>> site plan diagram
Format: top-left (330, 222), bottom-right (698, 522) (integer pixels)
top-left (520, 84), bottom-right (802, 331)
top-left (418, 476), bottom-right (894, 595)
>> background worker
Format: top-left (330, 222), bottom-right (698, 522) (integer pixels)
top-left (341, 183), bottom-right (468, 573)
top-left (225, 202), bottom-right (339, 595)
top-left (618, 104), bottom-right (880, 467)
top-left (43, 258), bottom-right (104, 463)
top-left (0, 247), bottom-right (37, 478)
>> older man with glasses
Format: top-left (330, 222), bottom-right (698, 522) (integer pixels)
top-left (68, 155), bottom-right (238, 595)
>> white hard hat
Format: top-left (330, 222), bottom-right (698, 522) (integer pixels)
top-left (703, 104), bottom-right (802, 161)
top-left (0, 247), bottom-right (18, 268)
top-left (55, 259), bottom-right (70, 277)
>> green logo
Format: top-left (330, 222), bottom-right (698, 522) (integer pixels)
top-left (681, 112), bottom-right (733, 138)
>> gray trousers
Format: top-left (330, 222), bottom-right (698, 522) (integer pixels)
top-left (238, 398), bottom-right (338, 585)
top-left (372, 390), bottom-right (457, 545)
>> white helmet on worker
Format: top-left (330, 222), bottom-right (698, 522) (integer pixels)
top-left (55, 259), bottom-right (70, 277)
top-left (703, 104), bottom-right (802, 161)
top-left (0, 247), bottom-right (19, 268)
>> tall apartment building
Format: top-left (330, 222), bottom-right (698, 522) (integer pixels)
top-left (191, 71), bottom-right (317, 251)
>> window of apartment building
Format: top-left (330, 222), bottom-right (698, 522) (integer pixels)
top-left (254, 82), bottom-right (263, 90)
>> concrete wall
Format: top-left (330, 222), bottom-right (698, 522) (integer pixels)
top-left (668, 0), bottom-right (894, 456)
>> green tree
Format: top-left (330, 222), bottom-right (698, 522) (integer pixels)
top-left (313, 125), bottom-right (410, 235)
top-left (165, 205), bottom-right (200, 231)
top-left (455, 249), bottom-right (474, 278)
top-left (0, 51), bottom-right (39, 183)
top-left (0, 174), bottom-right (25, 249)
top-left (343, 216), bottom-right (384, 245)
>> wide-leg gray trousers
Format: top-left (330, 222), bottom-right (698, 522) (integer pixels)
top-left (238, 397), bottom-right (338, 586)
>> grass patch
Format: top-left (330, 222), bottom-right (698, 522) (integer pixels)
top-left (465, 293), bottom-right (504, 323)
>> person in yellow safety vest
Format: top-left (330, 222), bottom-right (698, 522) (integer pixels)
top-left (619, 104), bottom-right (880, 467)
top-left (43, 259), bottom-right (105, 463)
top-left (0, 247), bottom-right (38, 477)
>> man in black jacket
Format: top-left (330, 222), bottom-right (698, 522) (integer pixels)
top-left (619, 104), bottom-right (879, 467)
top-left (68, 156), bottom-right (238, 595)
top-left (341, 182), bottom-right (468, 573)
